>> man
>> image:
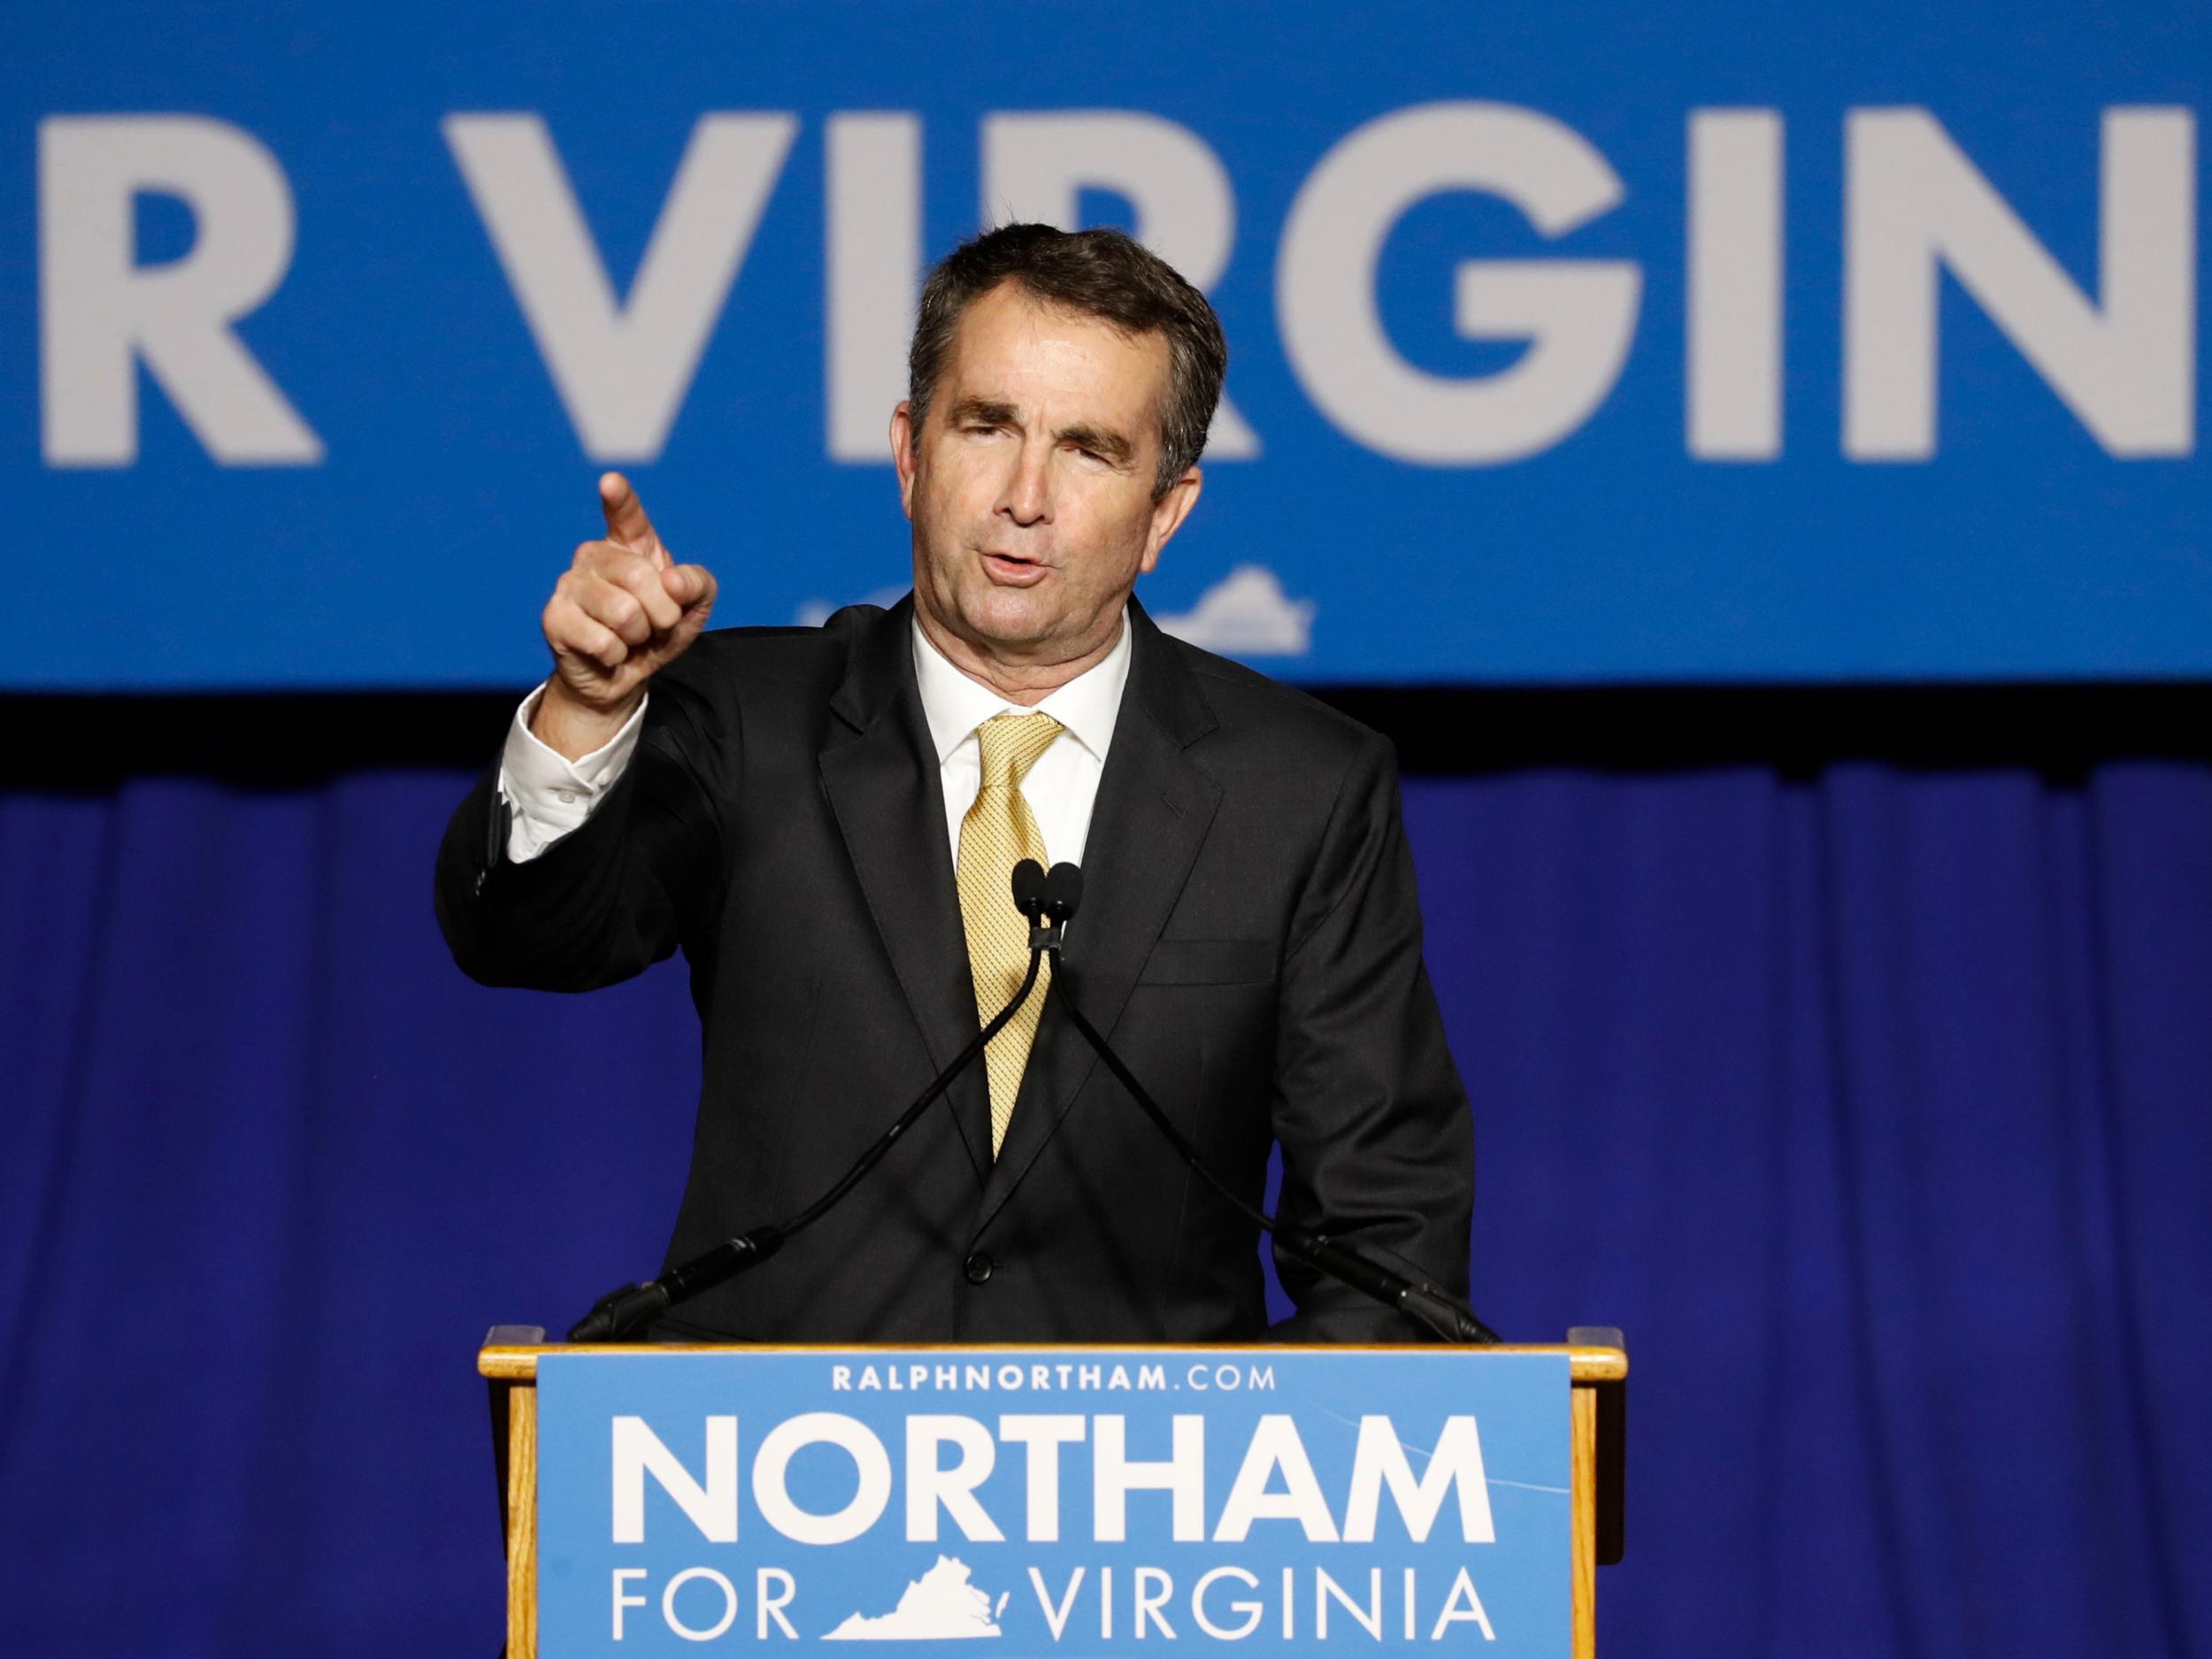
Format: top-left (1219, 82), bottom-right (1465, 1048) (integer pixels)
top-left (436, 224), bottom-right (1471, 1342)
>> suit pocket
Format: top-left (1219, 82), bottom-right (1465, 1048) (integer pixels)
top-left (1137, 938), bottom-right (1278, 987)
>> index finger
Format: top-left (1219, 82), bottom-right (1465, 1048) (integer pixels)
top-left (598, 471), bottom-right (664, 563)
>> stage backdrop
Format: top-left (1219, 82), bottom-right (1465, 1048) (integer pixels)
top-left (4, 0), bottom-right (2207, 687)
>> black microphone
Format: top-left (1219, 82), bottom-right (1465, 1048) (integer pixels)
top-left (1041, 860), bottom-right (1083, 924)
top-left (567, 866), bottom-right (1057, 1341)
top-left (1012, 856), bottom-right (1048, 918)
top-left (1010, 856), bottom-right (1073, 955)
top-left (1039, 860), bottom-right (1501, 1345)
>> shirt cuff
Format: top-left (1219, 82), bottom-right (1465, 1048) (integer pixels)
top-left (496, 684), bottom-right (649, 864)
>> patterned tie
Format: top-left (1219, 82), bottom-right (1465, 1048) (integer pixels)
top-left (956, 710), bottom-right (1064, 1156)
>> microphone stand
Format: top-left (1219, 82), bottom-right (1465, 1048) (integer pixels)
top-left (566, 896), bottom-right (1064, 1341)
top-left (565, 856), bottom-right (1496, 1346)
top-left (1033, 863), bottom-right (1501, 1345)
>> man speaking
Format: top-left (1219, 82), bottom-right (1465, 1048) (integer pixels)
top-left (436, 224), bottom-right (1472, 1342)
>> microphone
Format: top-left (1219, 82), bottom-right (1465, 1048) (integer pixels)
top-left (1038, 860), bottom-right (1501, 1345)
top-left (567, 864), bottom-right (1057, 1341)
top-left (1041, 860), bottom-right (1083, 925)
top-left (1010, 856), bottom-right (1073, 954)
top-left (1011, 856), bottom-right (1047, 918)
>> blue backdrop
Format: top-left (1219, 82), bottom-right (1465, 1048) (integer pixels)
top-left (3, 757), bottom-right (2207, 1657)
top-left (6, 4), bottom-right (2211, 1656)
top-left (4, 0), bottom-right (2208, 686)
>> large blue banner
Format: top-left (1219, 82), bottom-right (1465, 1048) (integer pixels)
top-left (5, 1), bottom-right (2205, 687)
top-left (535, 1348), bottom-right (1571, 1658)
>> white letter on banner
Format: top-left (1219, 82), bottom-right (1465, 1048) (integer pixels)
top-left (1342, 1415), bottom-right (1494, 1543)
top-left (1214, 1414), bottom-right (1339, 1541)
top-left (39, 115), bottom-right (323, 466)
top-left (663, 1567), bottom-right (740, 1641)
top-left (826, 112), bottom-right (921, 460)
top-left (613, 1569), bottom-right (649, 1639)
top-left (752, 1413), bottom-right (892, 1544)
top-left (906, 1415), bottom-right (1004, 1540)
top-left (1317, 1568), bottom-right (1384, 1640)
top-left (1000, 1414), bottom-right (1086, 1540)
top-left (1277, 102), bottom-right (1640, 465)
top-left (981, 111), bottom-right (1259, 457)
top-left (1028, 1567), bottom-right (1087, 1640)
top-left (757, 1568), bottom-right (798, 1638)
top-left (1687, 109), bottom-right (1785, 459)
top-left (1093, 1415), bottom-right (1205, 1541)
top-left (1846, 107), bottom-right (2195, 458)
top-left (443, 112), bottom-right (796, 462)
top-left (1134, 1566), bottom-right (1177, 1637)
top-left (611, 1416), bottom-right (738, 1543)
top-left (1428, 1567), bottom-right (1497, 1640)
top-left (1191, 1566), bottom-right (1264, 1640)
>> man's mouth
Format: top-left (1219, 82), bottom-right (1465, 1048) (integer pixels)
top-left (979, 549), bottom-right (1048, 588)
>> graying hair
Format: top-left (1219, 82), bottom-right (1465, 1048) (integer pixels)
top-left (907, 223), bottom-right (1228, 498)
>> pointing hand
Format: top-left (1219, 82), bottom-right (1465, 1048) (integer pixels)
top-left (534, 472), bottom-right (718, 757)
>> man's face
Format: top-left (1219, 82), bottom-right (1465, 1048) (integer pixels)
top-left (894, 281), bottom-right (1201, 672)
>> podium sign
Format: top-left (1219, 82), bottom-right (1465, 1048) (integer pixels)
top-left (534, 1348), bottom-right (1572, 1658)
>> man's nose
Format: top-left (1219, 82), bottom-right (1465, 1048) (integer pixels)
top-left (998, 436), bottom-right (1054, 526)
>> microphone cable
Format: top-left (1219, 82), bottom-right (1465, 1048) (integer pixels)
top-left (1022, 860), bottom-right (1501, 1346)
top-left (566, 896), bottom-right (1061, 1341)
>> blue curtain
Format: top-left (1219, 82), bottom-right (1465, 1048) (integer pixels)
top-left (4, 760), bottom-right (2207, 1657)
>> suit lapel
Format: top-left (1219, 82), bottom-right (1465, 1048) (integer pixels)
top-left (818, 599), bottom-right (994, 1182)
top-left (979, 603), bottom-right (1222, 1228)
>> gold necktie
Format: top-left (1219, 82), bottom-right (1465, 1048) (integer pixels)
top-left (957, 710), bottom-right (1064, 1156)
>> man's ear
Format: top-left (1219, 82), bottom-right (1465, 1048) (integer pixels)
top-left (891, 402), bottom-right (918, 519)
top-left (1140, 466), bottom-right (1204, 574)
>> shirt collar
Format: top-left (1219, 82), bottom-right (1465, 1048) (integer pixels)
top-left (911, 606), bottom-right (1133, 767)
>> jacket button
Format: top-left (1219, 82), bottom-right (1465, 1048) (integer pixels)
top-left (963, 1252), bottom-right (994, 1285)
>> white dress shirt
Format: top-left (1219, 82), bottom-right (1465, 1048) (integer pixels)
top-left (497, 611), bottom-right (1133, 870)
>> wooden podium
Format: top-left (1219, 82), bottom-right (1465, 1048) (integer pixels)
top-left (481, 1330), bottom-right (1626, 1659)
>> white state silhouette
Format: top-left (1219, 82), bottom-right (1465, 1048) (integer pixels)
top-left (1155, 565), bottom-right (1316, 656)
top-left (796, 585), bottom-right (910, 627)
top-left (824, 1555), bottom-right (1003, 1640)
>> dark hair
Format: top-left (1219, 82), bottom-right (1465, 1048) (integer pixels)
top-left (906, 224), bottom-right (1228, 498)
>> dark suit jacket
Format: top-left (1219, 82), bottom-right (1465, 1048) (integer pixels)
top-left (435, 596), bottom-right (1472, 1341)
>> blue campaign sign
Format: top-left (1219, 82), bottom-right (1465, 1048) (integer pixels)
top-left (534, 1348), bottom-right (1571, 1658)
top-left (5, 2), bottom-right (2206, 687)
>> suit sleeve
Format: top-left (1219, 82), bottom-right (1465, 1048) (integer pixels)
top-left (434, 661), bottom-right (733, 993)
top-left (1267, 730), bottom-right (1474, 1341)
